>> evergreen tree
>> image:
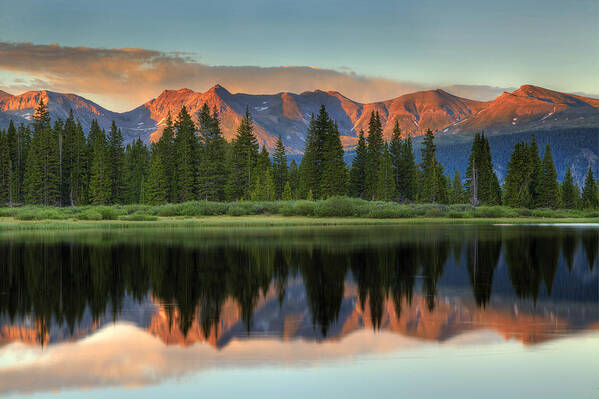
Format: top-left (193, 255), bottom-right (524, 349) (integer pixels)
top-left (581, 168), bottom-right (598, 209)
top-left (69, 121), bottom-right (89, 205)
top-left (502, 141), bottom-right (533, 208)
top-left (156, 113), bottom-right (177, 202)
top-left (271, 135), bottom-right (288, 200)
top-left (298, 106), bottom-right (329, 199)
top-left (126, 138), bottom-right (150, 203)
top-left (288, 159), bottom-right (299, 198)
top-left (107, 121), bottom-right (127, 203)
top-left (198, 104), bottom-right (226, 200)
top-left (364, 111), bottom-right (384, 200)
top-left (528, 135), bottom-right (542, 207)
top-left (537, 145), bottom-right (561, 208)
top-left (8, 122), bottom-right (30, 204)
top-left (0, 130), bottom-right (9, 205)
top-left (89, 128), bottom-right (111, 204)
top-left (227, 107), bottom-right (259, 200)
top-left (374, 143), bottom-right (395, 201)
top-left (23, 100), bottom-right (60, 205)
top-left (174, 106), bottom-right (199, 202)
top-left (419, 129), bottom-right (447, 203)
top-left (349, 130), bottom-right (368, 198)
top-left (320, 121), bottom-right (348, 198)
top-left (465, 133), bottom-right (500, 205)
top-left (396, 135), bottom-right (418, 202)
top-left (449, 171), bottom-right (465, 204)
top-left (282, 181), bottom-right (293, 200)
top-left (560, 168), bottom-right (579, 209)
top-left (144, 143), bottom-right (168, 204)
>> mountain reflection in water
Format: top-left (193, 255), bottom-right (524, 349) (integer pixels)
top-left (0, 225), bottom-right (597, 398)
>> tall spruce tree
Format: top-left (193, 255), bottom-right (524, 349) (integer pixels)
top-left (502, 141), bottom-right (533, 208)
top-left (349, 130), bottom-right (368, 198)
top-left (107, 121), bottom-right (127, 204)
top-left (0, 130), bottom-right (9, 205)
top-left (537, 145), bottom-right (561, 208)
top-left (227, 107), bottom-right (259, 200)
top-left (396, 135), bottom-right (418, 202)
top-left (68, 121), bottom-right (88, 205)
top-left (449, 171), bottom-right (465, 204)
top-left (560, 168), bottom-right (579, 209)
top-left (320, 121), bottom-right (348, 198)
top-left (419, 129), bottom-right (447, 203)
top-left (374, 143), bottom-right (395, 201)
top-left (126, 138), bottom-right (150, 203)
top-left (198, 104), bottom-right (226, 201)
top-left (364, 111), bottom-right (384, 200)
top-left (156, 113), bottom-right (177, 202)
top-left (288, 159), bottom-right (299, 198)
top-left (528, 135), bottom-right (542, 207)
top-left (271, 135), bottom-right (288, 200)
top-left (89, 128), bottom-right (111, 204)
top-left (298, 106), bottom-right (330, 199)
top-left (174, 106), bottom-right (199, 202)
top-left (465, 133), bottom-right (501, 205)
top-left (23, 100), bottom-right (60, 205)
top-left (581, 168), bottom-right (598, 209)
top-left (144, 143), bottom-right (169, 205)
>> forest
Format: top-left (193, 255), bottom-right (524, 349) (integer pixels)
top-left (0, 100), bottom-right (598, 211)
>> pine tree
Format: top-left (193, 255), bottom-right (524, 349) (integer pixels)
top-left (89, 128), bottom-right (111, 204)
top-left (288, 159), bottom-right (299, 198)
top-left (69, 121), bottom-right (88, 205)
top-left (364, 111), bottom-right (384, 200)
top-left (126, 138), bottom-right (150, 203)
top-left (23, 100), bottom-right (60, 205)
top-left (419, 129), bottom-right (447, 203)
top-left (581, 168), bottom-right (598, 209)
top-left (449, 171), bottom-right (465, 204)
top-left (396, 135), bottom-right (418, 202)
top-left (320, 121), bottom-right (348, 198)
top-left (106, 121), bottom-right (127, 203)
top-left (174, 106), bottom-right (199, 202)
top-left (272, 135), bottom-right (288, 200)
top-left (502, 142), bottom-right (530, 207)
top-left (349, 130), bottom-right (368, 198)
top-left (227, 107), bottom-right (259, 200)
top-left (528, 135), bottom-right (542, 207)
top-left (282, 181), bottom-right (293, 201)
top-left (198, 104), bottom-right (226, 201)
top-left (156, 113), bottom-right (177, 202)
top-left (8, 122), bottom-right (30, 205)
top-left (465, 133), bottom-right (500, 205)
top-left (537, 145), bottom-right (561, 208)
top-left (0, 130), bottom-right (9, 205)
top-left (374, 143), bottom-right (395, 201)
top-left (298, 106), bottom-right (329, 199)
top-left (144, 143), bottom-right (168, 205)
top-left (560, 168), bottom-right (579, 209)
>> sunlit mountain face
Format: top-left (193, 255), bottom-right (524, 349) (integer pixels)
top-left (0, 225), bottom-right (597, 397)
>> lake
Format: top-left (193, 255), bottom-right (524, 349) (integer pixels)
top-left (0, 224), bottom-right (597, 399)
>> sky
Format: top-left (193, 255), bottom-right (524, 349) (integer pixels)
top-left (0, 0), bottom-right (597, 111)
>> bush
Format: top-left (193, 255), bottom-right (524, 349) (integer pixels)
top-left (313, 196), bottom-right (362, 217)
top-left (364, 205), bottom-right (416, 218)
top-left (291, 200), bottom-right (316, 216)
top-left (75, 211), bottom-right (103, 220)
top-left (15, 208), bottom-right (66, 220)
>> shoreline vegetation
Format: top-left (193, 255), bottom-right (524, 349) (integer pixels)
top-left (0, 197), bottom-right (597, 230)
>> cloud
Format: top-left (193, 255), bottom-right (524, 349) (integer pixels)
top-left (0, 41), bottom-right (511, 112)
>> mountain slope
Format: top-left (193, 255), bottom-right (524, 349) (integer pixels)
top-left (0, 84), bottom-right (597, 153)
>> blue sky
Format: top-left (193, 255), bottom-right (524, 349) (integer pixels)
top-left (0, 0), bottom-right (597, 109)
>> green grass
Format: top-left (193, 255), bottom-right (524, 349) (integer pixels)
top-left (0, 197), bottom-right (596, 230)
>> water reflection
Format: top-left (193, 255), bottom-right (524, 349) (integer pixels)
top-left (0, 225), bottom-right (597, 397)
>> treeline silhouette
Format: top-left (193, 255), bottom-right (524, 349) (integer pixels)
top-left (1, 101), bottom-right (598, 208)
top-left (0, 227), bottom-right (596, 344)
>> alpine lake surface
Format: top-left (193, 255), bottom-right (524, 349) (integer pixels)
top-left (0, 224), bottom-right (597, 399)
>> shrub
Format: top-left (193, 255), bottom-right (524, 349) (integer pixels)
top-left (364, 205), bottom-right (416, 218)
top-left (291, 200), bottom-right (316, 216)
top-left (118, 213), bottom-right (158, 221)
top-left (313, 196), bottom-right (361, 217)
top-left (75, 211), bottom-right (103, 220)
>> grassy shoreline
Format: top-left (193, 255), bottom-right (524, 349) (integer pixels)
top-left (0, 197), bottom-right (597, 230)
top-left (0, 215), bottom-right (597, 231)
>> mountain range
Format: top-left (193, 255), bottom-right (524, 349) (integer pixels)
top-left (1, 84), bottom-right (597, 154)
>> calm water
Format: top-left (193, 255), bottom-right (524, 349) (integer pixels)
top-left (0, 225), bottom-right (597, 399)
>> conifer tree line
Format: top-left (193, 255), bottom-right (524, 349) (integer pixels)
top-left (0, 100), bottom-right (598, 209)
